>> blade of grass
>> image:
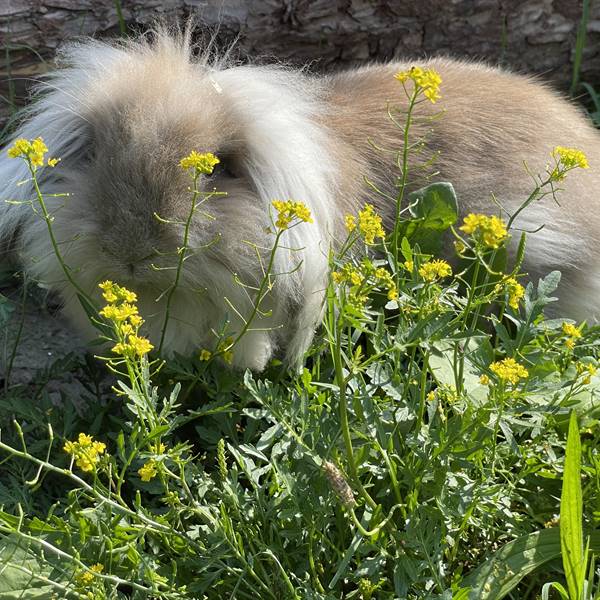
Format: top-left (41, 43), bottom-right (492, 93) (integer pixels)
top-left (560, 410), bottom-right (584, 600)
top-left (570, 0), bottom-right (591, 97)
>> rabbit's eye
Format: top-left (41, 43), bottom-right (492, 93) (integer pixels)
top-left (207, 156), bottom-right (239, 179)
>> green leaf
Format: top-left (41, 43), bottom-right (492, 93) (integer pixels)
top-left (0, 535), bottom-right (69, 599)
top-left (403, 182), bottom-right (458, 253)
top-left (460, 529), bottom-right (600, 600)
top-left (560, 411), bottom-right (584, 600)
top-left (408, 182), bottom-right (458, 230)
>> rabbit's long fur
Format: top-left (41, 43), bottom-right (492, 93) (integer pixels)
top-left (1, 29), bottom-right (599, 370)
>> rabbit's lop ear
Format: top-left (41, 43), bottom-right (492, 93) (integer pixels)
top-left (0, 29), bottom-right (342, 370)
top-left (210, 66), bottom-right (344, 368)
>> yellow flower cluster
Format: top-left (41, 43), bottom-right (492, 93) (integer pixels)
top-left (562, 321), bottom-right (582, 351)
top-left (504, 277), bottom-right (525, 310)
top-left (562, 322), bottom-right (581, 338)
top-left (345, 214), bottom-right (356, 232)
top-left (219, 337), bottom-right (235, 364)
top-left (332, 259), bottom-right (398, 305)
top-left (489, 357), bottom-right (529, 385)
top-left (394, 67), bottom-right (442, 103)
top-left (357, 204), bottom-right (386, 244)
top-left (99, 280), bottom-right (137, 304)
top-left (7, 137), bottom-right (58, 167)
top-left (553, 146), bottom-right (589, 171)
top-left (63, 433), bottom-right (106, 472)
top-left (199, 337), bottom-right (234, 364)
top-left (75, 563), bottom-right (104, 587)
top-left (332, 263), bottom-right (364, 286)
top-left (272, 200), bottom-right (313, 230)
top-left (576, 362), bottom-right (597, 385)
top-left (179, 151), bottom-right (220, 174)
top-left (375, 267), bottom-right (399, 300)
top-left (138, 459), bottom-right (158, 482)
top-left (459, 214), bottom-right (508, 249)
top-left (418, 259), bottom-right (452, 282)
top-left (99, 281), bottom-right (153, 357)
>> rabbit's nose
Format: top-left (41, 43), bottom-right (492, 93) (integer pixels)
top-left (101, 242), bottom-right (157, 271)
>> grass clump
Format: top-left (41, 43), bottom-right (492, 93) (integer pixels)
top-left (0, 68), bottom-right (599, 600)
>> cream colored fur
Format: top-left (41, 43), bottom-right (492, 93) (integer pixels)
top-left (1, 29), bottom-right (599, 369)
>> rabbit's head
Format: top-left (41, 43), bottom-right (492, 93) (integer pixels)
top-left (0, 30), bottom-right (340, 370)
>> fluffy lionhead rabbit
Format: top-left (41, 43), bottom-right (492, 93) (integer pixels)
top-left (1, 28), bottom-right (599, 370)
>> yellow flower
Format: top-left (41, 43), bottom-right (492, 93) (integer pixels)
top-left (578, 363), bottom-right (597, 384)
top-left (150, 442), bottom-right (166, 454)
top-left (63, 433), bottom-right (107, 472)
top-left (100, 302), bottom-right (139, 322)
top-left (112, 334), bottom-right (153, 357)
top-left (489, 358), bottom-right (529, 385)
top-left (179, 151), bottom-right (220, 174)
top-left (7, 138), bottom-right (31, 158)
top-left (29, 138), bottom-right (48, 166)
top-left (357, 204), bottom-right (385, 244)
top-left (553, 146), bottom-right (589, 171)
top-left (480, 374), bottom-right (490, 385)
top-left (99, 280), bottom-right (137, 304)
top-left (199, 349), bottom-right (212, 361)
top-left (75, 563), bottom-right (104, 586)
top-left (403, 260), bottom-right (414, 272)
top-left (562, 322), bottom-right (581, 339)
top-left (374, 267), bottom-right (397, 299)
top-left (576, 362), bottom-right (597, 384)
top-left (218, 337), bottom-right (235, 364)
top-left (119, 322), bottom-right (134, 336)
top-left (332, 263), bottom-right (363, 287)
top-left (426, 390), bottom-right (436, 402)
top-left (394, 67), bottom-right (442, 103)
top-left (272, 200), bottom-right (313, 230)
top-left (129, 314), bottom-right (143, 327)
top-left (418, 259), bottom-right (452, 282)
top-left (505, 277), bottom-right (525, 310)
top-left (138, 460), bottom-right (158, 482)
top-left (47, 157), bottom-right (60, 167)
top-left (454, 240), bottom-right (466, 255)
top-left (7, 137), bottom-right (51, 167)
top-left (128, 335), bottom-right (154, 356)
top-left (565, 338), bottom-right (576, 351)
top-left (345, 214), bottom-right (357, 232)
top-left (459, 214), bottom-right (508, 249)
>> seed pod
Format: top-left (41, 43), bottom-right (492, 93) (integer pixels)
top-left (323, 460), bottom-right (356, 507)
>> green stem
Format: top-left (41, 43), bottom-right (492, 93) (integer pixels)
top-left (415, 352), bottom-right (430, 432)
top-left (228, 229), bottom-right (284, 351)
top-left (29, 163), bottom-right (91, 301)
top-left (326, 284), bottom-right (378, 511)
top-left (158, 172), bottom-right (200, 354)
top-left (350, 504), bottom-right (403, 537)
top-left (393, 89), bottom-right (419, 270)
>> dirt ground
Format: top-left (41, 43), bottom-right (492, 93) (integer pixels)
top-left (0, 280), bottom-right (91, 406)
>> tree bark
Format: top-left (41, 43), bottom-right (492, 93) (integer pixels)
top-left (1, 0), bottom-right (599, 130)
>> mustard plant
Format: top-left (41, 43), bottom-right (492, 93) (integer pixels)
top-left (1, 68), bottom-right (600, 600)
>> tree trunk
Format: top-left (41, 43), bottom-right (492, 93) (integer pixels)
top-left (1, 0), bottom-right (599, 130)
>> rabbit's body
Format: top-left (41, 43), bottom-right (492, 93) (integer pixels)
top-left (1, 30), bottom-right (599, 370)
